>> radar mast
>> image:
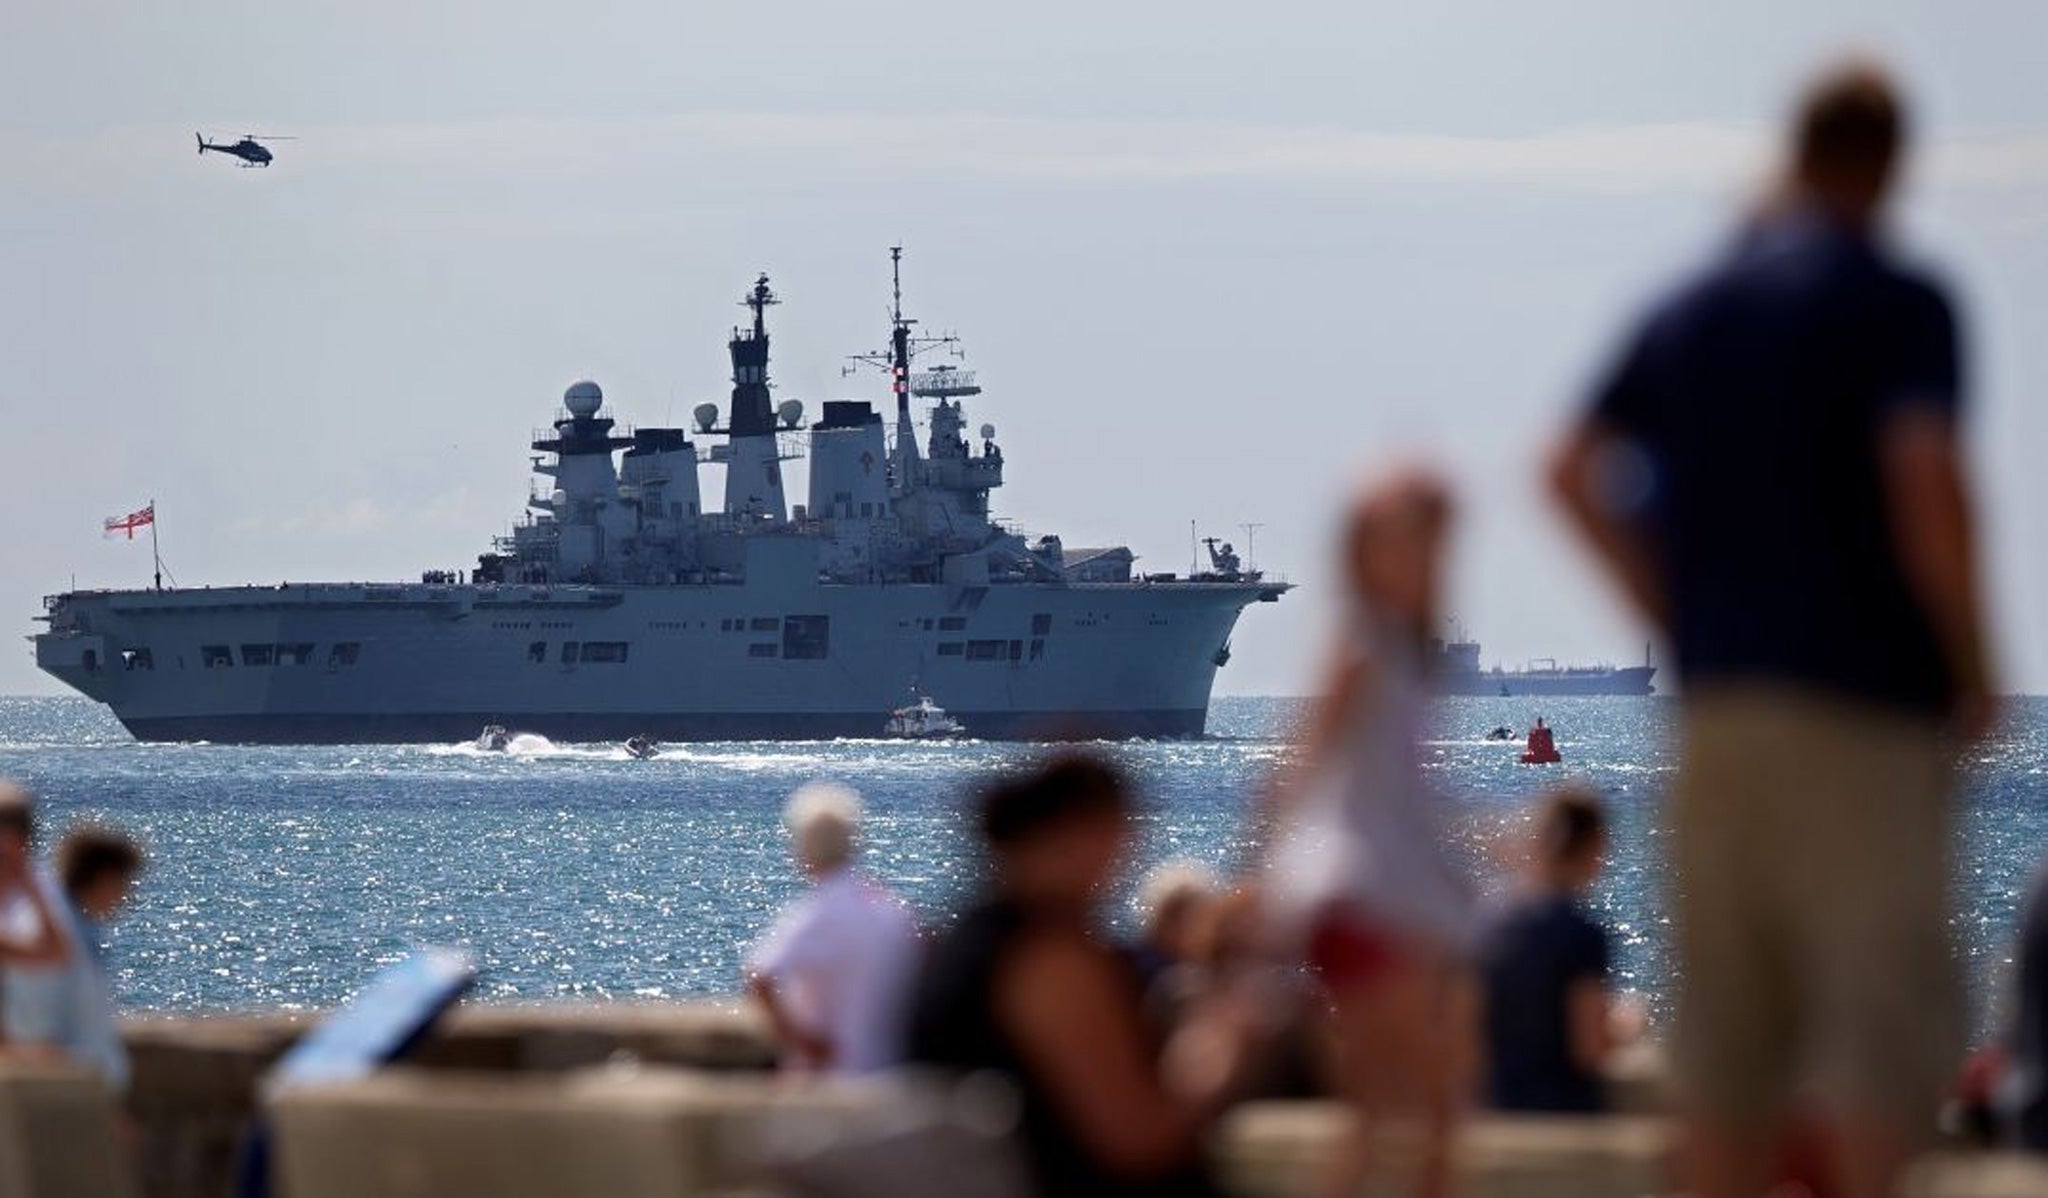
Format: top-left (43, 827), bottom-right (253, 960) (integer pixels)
top-left (844, 246), bottom-right (964, 492)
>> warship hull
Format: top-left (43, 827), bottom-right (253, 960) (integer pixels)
top-left (36, 577), bottom-right (1280, 743)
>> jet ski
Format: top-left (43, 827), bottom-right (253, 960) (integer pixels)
top-left (623, 734), bottom-right (660, 760)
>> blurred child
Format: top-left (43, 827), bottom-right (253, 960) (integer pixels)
top-left (1479, 789), bottom-right (1633, 1112)
top-left (1260, 472), bottom-right (1476, 1198)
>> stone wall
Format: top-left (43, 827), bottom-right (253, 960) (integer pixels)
top-left (1, 1006), bottom-right (2042, 1198)
top-left (122, 1002), bottom-right (774, 1198)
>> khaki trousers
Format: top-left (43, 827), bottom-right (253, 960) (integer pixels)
top-left (1672, 684), bottom-right (1959, 1128)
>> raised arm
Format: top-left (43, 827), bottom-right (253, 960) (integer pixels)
top-left (1879, 406), bottom-right (1994, 737)
top-left (0, 877), bottom-right (70, 967)
top-left (1549, 423), bottom-right (1671, 634)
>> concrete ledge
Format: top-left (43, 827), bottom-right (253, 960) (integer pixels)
top-left (1903, 1154), bottom-right (2048, 1198)
top-left (254, 1066), bottom-right (2048, 1198)
top-left (121, 1002), bottom-right (773, 1198)
top-left (1217, 1102), bottom-right (1677, 1198)
top-left (0, 1059), bottom-right (139, 1198)
top-left (103, 1008), bottom-right (1690, 1198)
top-left (1602, 1041), bottom-right (1674, 1115)
top-left (271, 1067), bottom-right (877, 1198)
top-left (275, 1072), bottom-right (1688, 1198)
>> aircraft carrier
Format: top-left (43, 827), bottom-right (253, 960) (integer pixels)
top-left (32, 252), bottom-right (1287, 743)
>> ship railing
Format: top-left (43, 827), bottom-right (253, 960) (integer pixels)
top-left (619, 467), bottom-right (672, 489)
top-left (691, 511), bottom-right (829, 538)
top-left (1516, 658), bottom-right (1622, 674)
top-left (530, 420), bottom-right (636, 444)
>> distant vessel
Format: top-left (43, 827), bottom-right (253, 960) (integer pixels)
top-left (884, 695), bottom-right (965, 739)
top-left (32, 250), bottom-right (1287, 743)
top-left (475, 725), bottom-right (512, 752)
top-left (1430, 636), bottom-right (1655, 696)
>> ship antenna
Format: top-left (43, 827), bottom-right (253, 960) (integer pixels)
top-left (743, 273), bottom-right (778, 339)
top-left (890, 245), bottom-right (903, 326)
top-left (841, 246), bottom-right (974, 489)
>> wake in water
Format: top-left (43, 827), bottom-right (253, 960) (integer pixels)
top-left (423, 734), bottom-right (714, 762)
top-left (427, 732), bottom-right (570, 758)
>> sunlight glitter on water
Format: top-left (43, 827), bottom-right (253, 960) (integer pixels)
top-left (0, 694), bottom-right (2042, 1038)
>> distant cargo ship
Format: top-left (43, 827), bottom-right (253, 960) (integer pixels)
top-left (1430, 637), bottom-right (1655, 697)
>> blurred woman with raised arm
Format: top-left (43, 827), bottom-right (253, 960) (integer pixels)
top-left (1258, 472), bottom-right (1478, 1198)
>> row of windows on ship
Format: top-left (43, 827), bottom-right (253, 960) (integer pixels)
top-left (481, 614), bottom-right (1064, 636)
top-left (91, 620), bottom-right (1062, 673)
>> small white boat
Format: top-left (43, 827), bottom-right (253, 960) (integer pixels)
top-left (475, 724), bottom-right (512, 752)
top-left (884, 695), bottom-right (966, 739)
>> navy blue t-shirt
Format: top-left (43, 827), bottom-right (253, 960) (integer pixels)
top-left (1588, 212), bottom-right (1964, 714)
top-left (1480, 893), bottom-right (1610, 1113)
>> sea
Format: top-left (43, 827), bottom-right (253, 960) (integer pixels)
top-left (2, 694), bottom-right (2044, 1039)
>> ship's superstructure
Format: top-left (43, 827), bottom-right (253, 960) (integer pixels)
top-left (33, 252), bottom-right (1287, 743)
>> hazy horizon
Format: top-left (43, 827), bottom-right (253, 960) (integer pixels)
top-left (5, 2), bottom-right (2045, 702)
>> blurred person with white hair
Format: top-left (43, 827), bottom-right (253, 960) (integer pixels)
top-left (1130, 860), bottom-right (1220, 984)
top-left (745, 781), bottom-right (921, 1075)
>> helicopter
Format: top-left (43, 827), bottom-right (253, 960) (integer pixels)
top-left (195, 132), bottom-right (292, 167)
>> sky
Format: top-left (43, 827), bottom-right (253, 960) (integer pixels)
top-left (2, 1), bottom-right (2045, 698)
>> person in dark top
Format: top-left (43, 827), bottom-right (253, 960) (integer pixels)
top-left (1480, 790), bottom-right (1617, 1113)
top-left (1551, 60), bottom-right (1992, 1198)
top-left (2006, 860), bottom-right (2048, 1151)
top-left (906, 756), bottom-right (1236, 1198)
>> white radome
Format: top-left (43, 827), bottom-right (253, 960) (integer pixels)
top-left (564, 380), bottom-right (604, 417)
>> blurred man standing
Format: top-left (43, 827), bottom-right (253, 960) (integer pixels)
top-left (746, 782), bottom-right (920, 1075)
top-left (1552, 62), bottom-right (1992, 1198)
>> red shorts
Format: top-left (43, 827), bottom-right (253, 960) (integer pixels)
top-left (1307, 906), bottom-right (1405, 990)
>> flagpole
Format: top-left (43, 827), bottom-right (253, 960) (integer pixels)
top-left (150, 498), bottom-right (162, 592)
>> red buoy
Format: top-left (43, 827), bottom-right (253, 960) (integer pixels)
top-left (1520, 717), bottom-right (1562, 765)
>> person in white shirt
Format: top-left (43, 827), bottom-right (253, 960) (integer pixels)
top-left (745, 782), bottom-right (920, 1075)
top-left (0, 792), bottom-right (142, 1091)
top-left (1, 785), bottom-right (69, 1019)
